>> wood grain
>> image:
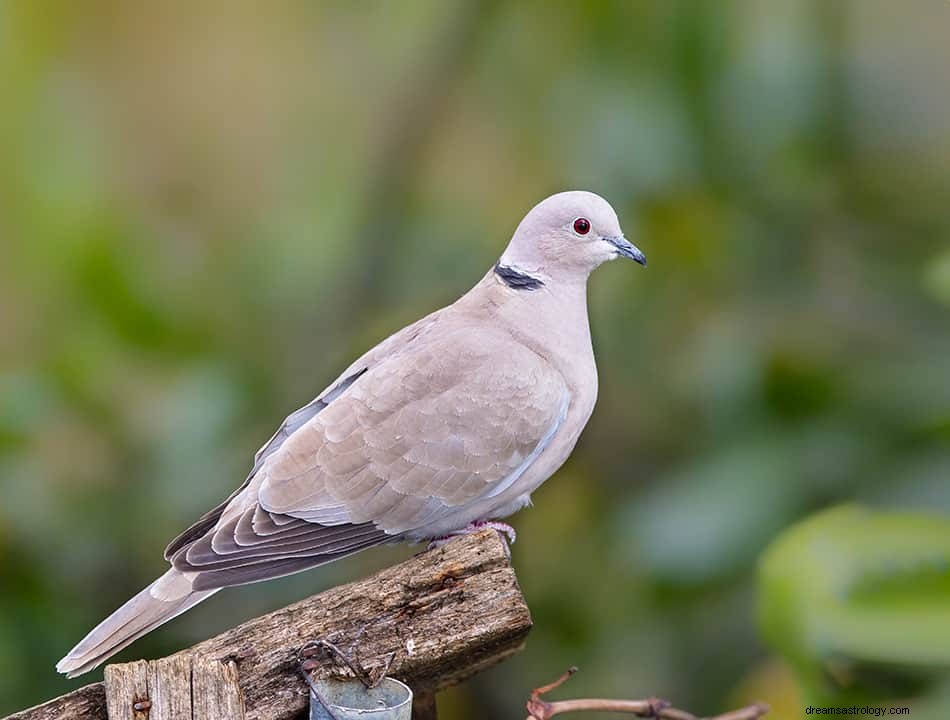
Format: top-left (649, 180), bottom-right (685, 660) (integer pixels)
top-left (101, 654), bottom-right (244, 720)
top-left (192, 657), bottom-right (245, 720)
top-left (3, 685), bottom-right (107, 720)
top-left (145, 655), bottom-right (192, 720)
top-left (103, 661), bottom-right (148, 720)
top-left (5, 530), bottom-right (531, 720)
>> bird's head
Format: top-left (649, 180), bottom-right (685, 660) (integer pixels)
top-left (498, 191), bottom-right (646, 284)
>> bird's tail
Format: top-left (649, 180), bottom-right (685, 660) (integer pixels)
top-left (56, 568), bottom-right (218, 678)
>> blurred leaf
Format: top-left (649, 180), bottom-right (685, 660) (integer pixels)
top-left (758, 505), bottom-right (950, 704)
top-left (763, 352), bottom-right (836, 422)
top-left (924, 247), bottom-right (950, 307)
top-left (729, 658), bottom-right (802, 720)
top-left (621, 435), bottom-right (806, 584)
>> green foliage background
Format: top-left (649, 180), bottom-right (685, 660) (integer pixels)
top-left (2, 1), bottom-right (950, 717)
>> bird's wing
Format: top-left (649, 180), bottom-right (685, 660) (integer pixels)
top-left (163, 310), bottom-right (441, 560)
top-left (257, 326), bottom-right (570, 530)
top-left (169, 324), bottom-right (569, 590)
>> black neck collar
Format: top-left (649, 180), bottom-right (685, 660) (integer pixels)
top-left (494, 262), bottom-right (544, 291)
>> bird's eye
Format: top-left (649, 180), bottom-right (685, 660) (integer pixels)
top-left (573, 217), bottom-right (591, 235)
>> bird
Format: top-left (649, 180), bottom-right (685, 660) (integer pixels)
top-left (56, 190), bottom-right (646, 677)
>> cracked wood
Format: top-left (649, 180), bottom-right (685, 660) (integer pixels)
top-left (4, 530), bottom-right (531, 720)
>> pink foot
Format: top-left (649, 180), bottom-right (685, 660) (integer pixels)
top-left (426, 521), bottom-right (517, 551)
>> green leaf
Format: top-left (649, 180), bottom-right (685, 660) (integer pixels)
top-left (758, 505), bottom-right (950, 702)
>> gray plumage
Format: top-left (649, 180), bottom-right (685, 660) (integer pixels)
top-left (56, 190), bottom-right (646, 677)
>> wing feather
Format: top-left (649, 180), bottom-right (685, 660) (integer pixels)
top-left (168, 319), bottom-right (568, 590)
top-left (258, 328), bottom-right (568, 533)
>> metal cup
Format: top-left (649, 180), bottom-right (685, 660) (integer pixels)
top-left (309, 677), bottom-right (413, 720)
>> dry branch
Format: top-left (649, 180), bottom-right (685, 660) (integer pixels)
top-left (5, 530), bottom-right (531, 720)
top-left (525, 668), bottom-right (769, 720)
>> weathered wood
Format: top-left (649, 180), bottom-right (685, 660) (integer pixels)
top-left (145, 655), bottom-right (192, 720)
top-left (102, 654), bottom-right (243, 720)
top-left (192, 657), bottom-right (245, 720)
top-left (103, 661), bottom-right (149, 720)
top-left (192, 529), bottom-right (530, 720)
top-left (5, 530), bottom-right (531, 720)
top-left (4, 685), bottom-right (106, 720)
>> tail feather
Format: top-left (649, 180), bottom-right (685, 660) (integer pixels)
top-left (56, 569), bottom-right (217, 678)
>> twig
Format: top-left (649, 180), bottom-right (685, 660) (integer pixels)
top-left (297, 636), bottom-right (396, 720)
top-left (300, 637), bottom-right (395, 689)
top-left (525, 667), bottom-right (769, 720)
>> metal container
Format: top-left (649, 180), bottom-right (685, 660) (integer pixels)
top-left (309, 677), bottom-right (413, 720)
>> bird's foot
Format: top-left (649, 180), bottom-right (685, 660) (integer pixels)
top-left (425, 520), bottom-right (516, 552)
top-left (470, 520), bottom-right (517, 545)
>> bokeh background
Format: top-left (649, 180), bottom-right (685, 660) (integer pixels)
top-left (2, 1), bottom-right (950, 717)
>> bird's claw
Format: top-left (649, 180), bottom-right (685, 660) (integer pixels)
top-left (425, 520), bottom-right (516, 554)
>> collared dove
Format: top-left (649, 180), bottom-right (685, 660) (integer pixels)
top-left (56, 190), bottom-right (646, 677)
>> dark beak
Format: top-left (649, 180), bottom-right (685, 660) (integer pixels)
top-left (605, 235), bottom-right (647, 266)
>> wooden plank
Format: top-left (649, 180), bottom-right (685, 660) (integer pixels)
top-left (191, 657), bottom-right (245, 720)
top-left (103, 654), bottom-right (241, 720)
top-left (3, 685), bottom-right (106, 720)
top-left (146, 655), bottom-right (192, 720)
top-left (194, 529), bottom-right (531, 720)
top-left (103, 661), bottom-right (149, 720)
top-left (4, 530), bottom-right (531, 720)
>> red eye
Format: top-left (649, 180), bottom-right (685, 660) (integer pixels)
top-left (573, 217), bottom-right (591, 235)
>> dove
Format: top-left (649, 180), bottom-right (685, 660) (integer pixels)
top-left (56, 190), bottom-right (646, 677)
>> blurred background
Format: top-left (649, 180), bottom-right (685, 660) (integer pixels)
top-left (2, 1), bottom-right (950, 717)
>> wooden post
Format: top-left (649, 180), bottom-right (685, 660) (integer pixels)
top-left (191, 657), bottom-right (244, 720)
top-left (103, 655), bottom-right (243, 720)
top-left (5, 530), bottom-right (530, 720)
top-left (410, 690), bottom-right (438, 720)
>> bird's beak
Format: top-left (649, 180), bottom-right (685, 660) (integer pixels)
top-left (605, 235), bottom-right (647, 266)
